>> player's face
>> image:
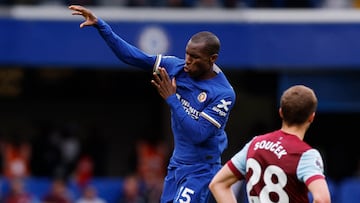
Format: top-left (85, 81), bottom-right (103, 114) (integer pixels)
top-left (185, 41), bottom-right (213, 80)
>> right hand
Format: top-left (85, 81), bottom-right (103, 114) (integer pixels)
top-left (68, 5), bottom-right (98, 28)
top-left (151, 67), bottom-right (177, 100)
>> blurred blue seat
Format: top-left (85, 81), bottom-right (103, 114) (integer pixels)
top-left (70, 177), bottom-right (123, 203)
top-left (24, 177), bottom-right (52, 198)
top-left (0, 176), bottom-right (123, 202)
top-left (0, 176), bottom-right (51, 199)
top-left (90, 177), bottom-right (123, 202)
top-left (338, 177), bottom-right (360, 203)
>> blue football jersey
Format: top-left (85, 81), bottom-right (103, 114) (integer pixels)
top-left (160, 55), bottom-right (235, 165)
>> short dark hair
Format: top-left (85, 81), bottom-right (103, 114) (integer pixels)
top-left (190, 31), bottom-right (220, 55)
top-left (280, 85), bottom-right (318, 126)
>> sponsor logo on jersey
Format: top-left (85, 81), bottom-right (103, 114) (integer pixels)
top-left (212, 99), bottom-right (232, 117)
top-left (198, 92), bottom-right (207, 103)
top-left (177, 93), bottom-right (200, 119)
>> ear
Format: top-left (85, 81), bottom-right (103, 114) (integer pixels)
top-left (308, 112), bottom-right (315, 123)
top-left (210, 54), bottom-right (218, 63)
top-left (279, 108), bottom-right (283, 119)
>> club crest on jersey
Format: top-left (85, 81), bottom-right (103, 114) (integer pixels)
top-left (198, 92), bottom-right (207, 103)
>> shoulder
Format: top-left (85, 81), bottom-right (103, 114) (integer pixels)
top-left (161, 55), bottom-right (185, 76)
top-left (300, 149), bottom-right (324, 167)
top-left (297, 148), bottom-right (325, 184)
top-left (209, 73), bottom-right (236, 99)
top-left (161, 55), bottom-right (184, 67)
top-left (213, 67), bottom-right (235, 93)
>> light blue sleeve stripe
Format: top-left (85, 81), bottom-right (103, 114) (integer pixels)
top-left (297, 148), bottom-right (325, 183)
top-left (231, 138), bottom-right (255, 175)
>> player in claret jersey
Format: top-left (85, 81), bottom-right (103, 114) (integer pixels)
top-left (69, 5), bottom-right (236, 203)
top-left (209, 85), bottom-right (331, 203)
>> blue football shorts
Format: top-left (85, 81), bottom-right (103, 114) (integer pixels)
top-left (160, 162), bottom-right (221, 203)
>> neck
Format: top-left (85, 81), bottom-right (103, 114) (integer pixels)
top-left (280, 122), bottom-right (309, 140)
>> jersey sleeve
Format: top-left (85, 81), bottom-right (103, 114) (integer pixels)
top-left (95, 18), bottom-right (156, 72)
top-left (200, 93), bottom-right (235, 129)
top-left (165, 91), bottom-right (235, 144)
top-left (297, 148), bottom-right (326, 186)
top-left (227, 139), bottom-right (253, 179)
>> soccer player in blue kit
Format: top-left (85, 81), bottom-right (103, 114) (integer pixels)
top-left (69, 5), bottom-right (236, 203)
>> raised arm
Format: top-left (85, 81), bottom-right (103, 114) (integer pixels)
top-left (68, 5), bottom-right (156, 71)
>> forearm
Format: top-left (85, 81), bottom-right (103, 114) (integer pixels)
top-left (96, 18), bottom-right (154, 71)
top-left (166, 94), bottom-right (215, 143)
top-left (209, 165), bottom-right (240, 203)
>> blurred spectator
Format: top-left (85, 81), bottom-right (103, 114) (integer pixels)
top-left (2, 137), bottom-right (32, 179)
top-left (42, 178), bottom-right (74, 203)
top-left (136, 140), bottom-right (165, 203)
top-left (75, 185), bottom-right (106, 203)
top-left (33, 123), bottom-right (81, 180)
top-left (73, 155), bottom-right (94, 189)
top-left (2, 178), bottom-right (39, 203)
top-left (56, 125), bottom-right (81, 180)
top-left (118, 173), bottom-right (147, 203)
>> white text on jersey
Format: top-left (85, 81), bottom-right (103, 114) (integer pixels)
top-left (254, 140), bottom-right (287, 159)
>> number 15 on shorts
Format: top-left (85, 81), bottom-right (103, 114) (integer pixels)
top-left (175, 186), bottom-right (195, 203)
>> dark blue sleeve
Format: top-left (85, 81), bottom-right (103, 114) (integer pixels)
top-left (165, 94), bottom-right (220, 144)
top-left (95, 18), bottom-right (156, 72)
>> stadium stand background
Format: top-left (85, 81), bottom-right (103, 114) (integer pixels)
top-left (0, 4), bottom-right (360, 202)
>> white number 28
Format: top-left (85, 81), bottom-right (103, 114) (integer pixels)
top-left (246, 158), bottom-right (289, 203)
